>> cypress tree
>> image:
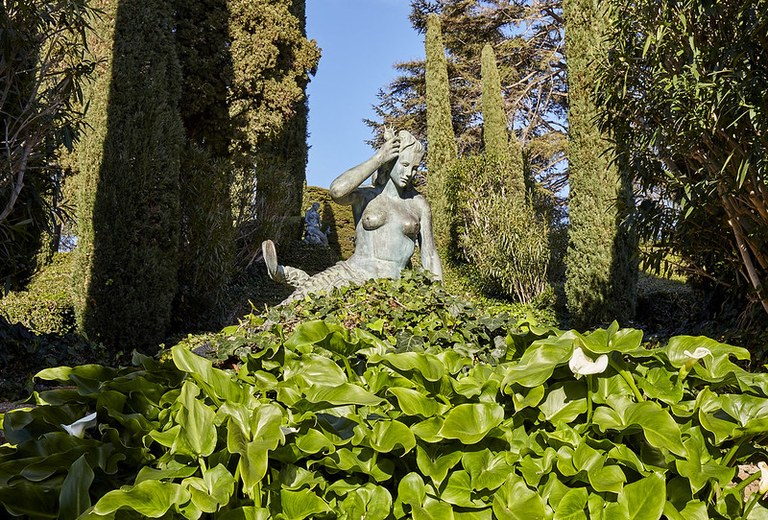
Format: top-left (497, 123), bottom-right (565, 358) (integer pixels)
top-left (250, 0), bottom-right (312, 248)
top-left (173, 0), bottom-right (235, 328)
top-left (563, 0), bottom-right (637, 327)
top-left (480, 43), bottom-right (525, 199)
top-left (425, 14), bottom-right (457, 256)
top-left (73, 0), bottom-right (183, 350)
top-left (227, 0), bottom-right (319, 255)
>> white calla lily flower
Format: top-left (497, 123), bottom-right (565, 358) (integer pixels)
top-left (759, 462), bottom-right (768, 494)
top-left (683, 347), bottom-right (712, 361)
top-left (61, 412), bottom-right (98, 438)
top-left (569, 347), bottom-right (608, 378)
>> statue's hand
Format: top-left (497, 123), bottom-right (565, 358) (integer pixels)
top-left (375, 135), bottom-right (400, 166)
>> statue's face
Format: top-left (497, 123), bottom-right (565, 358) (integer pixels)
top-left (390, 146), bottom-right (419, 189)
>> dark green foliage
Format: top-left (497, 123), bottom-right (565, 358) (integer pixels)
top-left (449, 156), bottom-right (550, 303)
top-left (596, 0), bottom-right (768, 317)
top-left (0, 315), bottom-right (107, 400)
top-left (3, 274), bottom-right (768, 517)
top-left (73, 0), bottom-right (184, 351)
top-left (563, 0), bottom-right (637, 328)
top-left (173, 0), bottom-right (236, 329)
top-left (228, 0), bottom-right (319, 255)
top-left (480, 43), bottom-right (524, 201)
top-left (425, 14), bottom-right (458, 256)
top-left (0, 0), bottom-right (96, 289)
top-left (175, 145), bottom-right (235, 330)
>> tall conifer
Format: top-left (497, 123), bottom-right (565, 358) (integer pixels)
top-left (173, 0), bottom-right (235, 328)
top-left (425, 14), bottom-right (457, 256)
top-left (73, 0), bottom-right (183, 350)
top-left (564, 0), bottom-right (637, 327)
top-left (480, 43), bottom-right (525, 199)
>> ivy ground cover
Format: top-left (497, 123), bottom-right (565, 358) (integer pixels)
top-left (1, 275), bottom-right (768, 519)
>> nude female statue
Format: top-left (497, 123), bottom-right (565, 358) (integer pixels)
top-left (262, 129), bottom-right (442, 303)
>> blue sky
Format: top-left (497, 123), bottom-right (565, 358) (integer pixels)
top-left (305, 0), bottom-right (423, 188)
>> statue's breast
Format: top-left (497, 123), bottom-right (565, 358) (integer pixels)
top-left (361, 199), bottom-right (420, 238)
top-left (362, 207), bottom-right (387, 230)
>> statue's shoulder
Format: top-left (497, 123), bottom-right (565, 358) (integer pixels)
top-left (411, 191), bottom-right (431, 212)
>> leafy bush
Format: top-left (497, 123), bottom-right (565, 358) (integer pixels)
top-left (0, 253), bottom-right (76, 335)
top-left (2, 276), bottom-right (768, 518)
top-left (449, 155), bottom-right (551, 304)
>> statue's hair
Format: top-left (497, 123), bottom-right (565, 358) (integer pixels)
top-left (373, 130), bottom-right (424, 186)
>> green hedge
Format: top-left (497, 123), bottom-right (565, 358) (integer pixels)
top-left (0, 253), bottom-right (75, 336)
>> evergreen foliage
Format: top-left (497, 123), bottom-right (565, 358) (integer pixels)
top-left (173, 0), bottom-right (236, 329)
top-left (563, 0), bottom-right (637, 328)
top-left (480, 43), bottom-right (525, 200)
top-left (596, 0), bottom-right (768, 318)
top-left (228, 0), bottom-right (319, 258)
top-left (175, 145), bottom-right (235, 330)
top-left (72, 0), bottom-right (184, 350)
top-left (424, 14), bottom-right (458, 256)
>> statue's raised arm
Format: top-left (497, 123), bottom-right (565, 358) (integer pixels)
top-left (262, 129), bottom-right (443, 304)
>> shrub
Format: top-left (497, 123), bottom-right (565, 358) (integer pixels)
top-left (2, 275), bottom-right (768, 518)
top-left (0, 253), bottom-right (76, 336)
top-left (449, 155), bottom-right (550, 304)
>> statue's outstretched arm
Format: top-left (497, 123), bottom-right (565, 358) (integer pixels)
top-left (418, 198), bottom-right (443, 281)
top-left (329, 135), bottom-right (400, 205)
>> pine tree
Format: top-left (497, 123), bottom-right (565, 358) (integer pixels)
top-left (425, 13), bottom-right (457, 256)
top-left (563, 0), bottom-right (637, 327)
top-left (73, 0), bottom-right (184, 350)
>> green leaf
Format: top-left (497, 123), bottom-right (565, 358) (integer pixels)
top-left (175, 381), bottom-right (217, 457)
top-left (296, 429), bottom-right (335, 455)
top-left (304, 383), bottom-right (383, 406)
top-left (59, 454), bottom-right (94, 520)
top-left (285, 355), bottom-right (347, 387)
top-left (416, 443), bottom-right (463, 485)
top-left (398, 472), bottom-right (427, 506)
top-left (553, 487), bottom-right (587, 520)
top-left (539, 382), bottom-right (587, 425)
top-left (617, 473), bottom-right (665, 520)
top-left (502, 334), bottom-right (574, 388)
top-left (462, 449), bottom-right (512, 491)
top-left (380, 352), bottom-right (446, 382)
top-left (388, 387), bottom-right (441, 417)
top-left (593, 399), bottom-right (686, 456)
top-left (369, 419), bottom-right (416, 453)
top-left (492, 474), bottom-right (546, 520)
top-left (280, 488), bottom-right (331, 519)
top-left (92, 480), bottom-right (191, 517)
top-left (440, 469), bottom-right (485, 508)
top-left (665, 336), bottom-right (749, 369)
top-left (172, 344), bottom-right (247, 403)
top-left (338, 483), bottom-right (392, 520)
top-left (438, 403), bottom-right (504, 444)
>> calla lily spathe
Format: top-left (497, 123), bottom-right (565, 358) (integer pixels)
top-left (569, 347), bottom-right (608, 378)
top-left (61, 412), bottom-right (98, 438)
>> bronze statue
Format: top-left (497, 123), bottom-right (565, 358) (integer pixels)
top-left (263, 129), bottom-right (442, 303)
